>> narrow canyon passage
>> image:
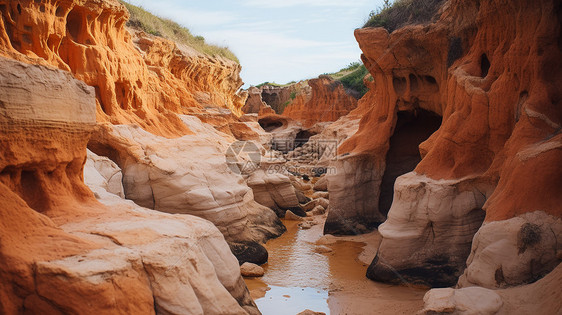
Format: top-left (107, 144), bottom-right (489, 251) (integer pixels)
top-left (245, 219), bottom-right (427, 314)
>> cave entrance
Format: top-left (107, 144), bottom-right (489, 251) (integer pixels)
top-left (379, 109), bottom-right (442, 215)
top-left (258, 116), bottom-right (286, 132)
top-left (294, 130), bottom-right (315, 149)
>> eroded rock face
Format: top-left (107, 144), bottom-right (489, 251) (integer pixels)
top-left (88, 121), bottom-right (285, 245)
top-left (0, 0), bottom-right (246, 138)
top-left (260, 83), bottom-right (310, 114)
top-left (0, 57), bottom-right (259, 314)
top-left (332, 0), bottom-right (562, 287)
top-left (366, 172), bottom-right (486, 287)
top-left (458, 211), bottom-right (562, 289)
top-left (282, 76), bottom-right (359, 128)
top-left (247, 169), bottom-right (301, 217)
top-left (243, 86), bottom-right (275, 115)
top-left (420, 263), bottom-right (562, 315)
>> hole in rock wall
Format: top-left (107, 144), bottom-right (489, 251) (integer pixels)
top-left (480, 54), bottom-right (490, 77)
top-left (66, 7), bottom-right (86, 44)
top-left (55, 6), bottom-right (65, 17)
top-left (378, 109), bottom-right (442, 215)
top-left (20, 170), bottom-right (50, 212)
top-left (294, 130), bottom-right (316, 148)
top-left (16, 3), bottom-right (21, 15)
top-left (393, 76), bottom-right (407, 96)
top-left (258, 116), bottom-right (286, 132)
top-left (115, 82), bottom-right (130, 110)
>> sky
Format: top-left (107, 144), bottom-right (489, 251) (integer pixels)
top-left (126, 0), bottom-right (385, 87)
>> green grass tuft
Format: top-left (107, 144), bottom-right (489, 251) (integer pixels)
top-left (119, 1), bottom-right (238, 63)
top-left (364, 0), bottom-right (445, 33)
top-left (323, 62), bottom-right (370, 98)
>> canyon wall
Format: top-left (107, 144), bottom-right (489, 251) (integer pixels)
top-left (0, 0), bottom-right (286, 246)
top-left (0, 57), bottom-right (259, 314)
top-left (0, 0), bottom-right (246, 138)
top-left (282, 76), bottom-right (359, 128)
top-left (327, 0), bottom-right (562, 288)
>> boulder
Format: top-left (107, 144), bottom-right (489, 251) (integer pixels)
top-left (247, 169), bottom-right (301, 216)
top-left (419, 287), bottom-right (503, 315)
top-left (366, 173), bottom-right (486, 287)
top-left (311, 206), bottom-right (326, 216)
top-left (313, 176), bottom-right (328, 191)
top-left (240, 262), bottom-right (265, 277)
top-left (285, 210), bottom-right (305, 221)
top-left (311, 191), bottom-right (329, 199)
top-left (458, 211), bottom-right (562, 288)
top-left (84, 149), bottom-right (125, 198)
top-left (229, 241), bottom-right (269, 266)
top-left (303, 198), bottom-right (330, 212)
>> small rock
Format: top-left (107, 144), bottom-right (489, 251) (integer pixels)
top-left (312, 191), bottom-right (329, 199)
top-left (311, 205), bottom-right (326, 215)
top-left (316, 235), bottom-right (337, 245)
top-left (313, 176), bottom-right (328, 191)
top-left (303, 198), bottom-right (329, 211)
top-left (299, 221), bottom-right (317, 230)
top-left (240, 262), bottom-right (264, 277)
top-left (285, 210), bottom-right (304, 221)
top-left (314, 245), bottom-right (333, 253)
top-left (296, 190), bottom-right (311, 204)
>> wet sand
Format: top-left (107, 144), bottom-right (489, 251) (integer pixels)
top-left (245, 217), bottom-right (428, 315)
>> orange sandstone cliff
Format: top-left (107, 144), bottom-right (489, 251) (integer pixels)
top-left (0, 0), bottom-right (247, 138)
top-left (326, 0), bottom-right (562, 288)
top-left (282, 76), bottom-right (359, 128)
top-left (0, 56), bottom-right (259, 314)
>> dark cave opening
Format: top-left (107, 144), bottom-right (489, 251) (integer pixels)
top-left (258, 116), bottom-right (286, 132)
top-left (294, 130), bottom-right (315, 148)
top-left (378, 109), bottom-right (442, 215)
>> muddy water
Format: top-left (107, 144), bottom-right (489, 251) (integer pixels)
top-left (245, 219), bottom-right (428, 315)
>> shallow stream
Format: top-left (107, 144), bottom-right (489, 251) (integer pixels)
top-left (244, 219), bottom-right (428, 315)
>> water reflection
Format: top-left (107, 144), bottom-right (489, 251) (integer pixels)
top-left (254, 286), bottom-right (329, 315)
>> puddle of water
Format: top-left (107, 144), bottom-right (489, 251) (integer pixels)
top-left (245, 218), bottom-right (428, 314)
top-left (254, 286), bottom-right (329, 315)
top-left (259, 220), bottom-right (330, 289)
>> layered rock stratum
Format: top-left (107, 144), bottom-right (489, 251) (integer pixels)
top-left (0, 57), bottom-right (259, 314)
top-left (325, 0), bottom-right (562, 289)
top-left (0, 0), bottom-right (246, 138)
top-left (282, 76), bottom-right (359, 128)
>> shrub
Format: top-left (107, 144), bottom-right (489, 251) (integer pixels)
top-left (119, 1), bottom-right (238, 63)
top-left (364, 0), bottom-right (446, 33)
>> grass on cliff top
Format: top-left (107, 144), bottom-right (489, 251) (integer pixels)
top-left (363, 0), bottom-right (446, 32)
top-left (119, 1), bottom-right (239, 63)
top-left (325, 62), bottom-right (370, 97)
top-left (256, 62), bottom-right (370, 100)
top-left (255, 81), bottom-right (297, 88)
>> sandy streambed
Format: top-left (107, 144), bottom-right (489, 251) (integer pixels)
top-left (244, 218), bottom-right (428, 315)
